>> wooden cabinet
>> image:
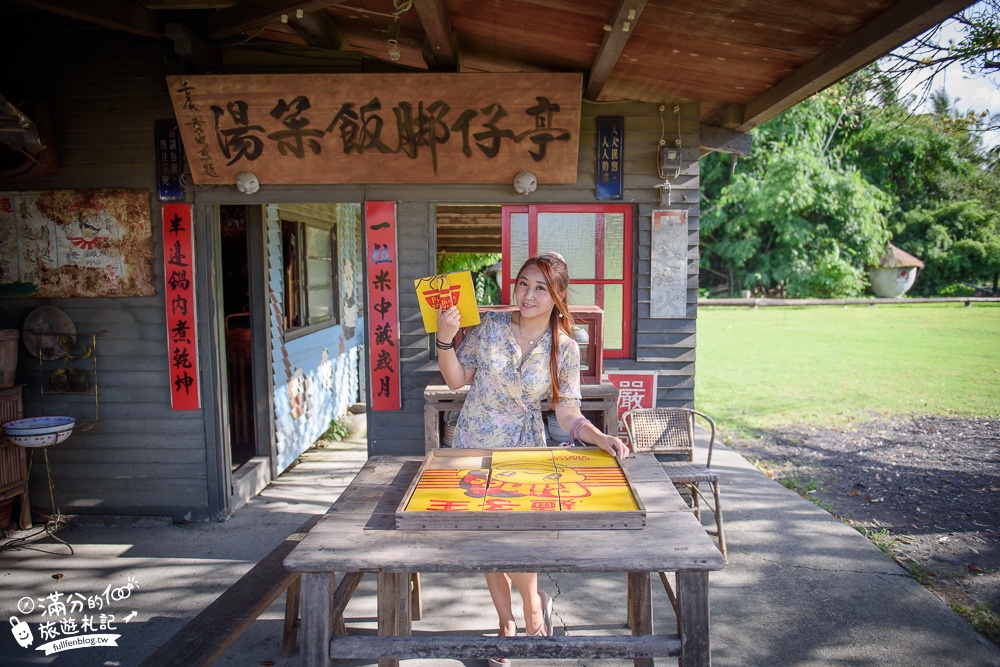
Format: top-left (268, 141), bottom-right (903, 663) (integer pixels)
top-left (0, 385), bottom-right (30, 529)
top-left (423, 381), bottom-right (619, 452)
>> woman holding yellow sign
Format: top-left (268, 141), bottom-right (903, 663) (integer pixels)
top-left (436, 252), bottom-right (628, 664)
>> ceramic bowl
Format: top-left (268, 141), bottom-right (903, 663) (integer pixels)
top-left (2, 416), bottom-right (76, 447)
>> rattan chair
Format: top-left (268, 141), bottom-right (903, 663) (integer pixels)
top-left (622, 407), bottom-right (726, 559)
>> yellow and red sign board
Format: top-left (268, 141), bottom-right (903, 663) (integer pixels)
top-left (403, 448), bottom-right (638, 513)
top-left (414, 271), bottom-right (480, 334)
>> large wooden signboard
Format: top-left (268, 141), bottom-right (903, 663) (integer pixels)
top-left (397, 447), bottom-right (645, 530)
top-left (166, 73), bottom-right (582, 185)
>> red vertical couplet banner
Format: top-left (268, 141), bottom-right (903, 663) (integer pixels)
top-left (162, 203), bottom-right (201, 410)
top-left (365, 201), bottom-right (401, 411)
top-left (605, 371), bottom-right (658, 444)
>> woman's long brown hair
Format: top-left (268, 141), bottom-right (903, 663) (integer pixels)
top-left (516, 254), bottom-right (574, 404)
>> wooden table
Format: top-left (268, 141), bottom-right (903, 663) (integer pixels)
top-left (284, 452), bottom-right (726, 667)
top-left (423, 381), bottom-right (620, 452)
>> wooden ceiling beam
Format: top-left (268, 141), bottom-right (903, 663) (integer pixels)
top-left (204, 0), bottom-right (347, 40)
top-left (714, 0), bottom-right (977, 131)
top-left (15, 0), bottom-right (164, 39)
top-left (413, 0), bottom-right (460, 71)
top-left (584, 0), bottom-right (647, 101)
top-left (166, 22), bottom-right (222, 70)
top-left (287, 9), bottom-right (348, 51)
top-left (699, 124), bottom-right (752, 157)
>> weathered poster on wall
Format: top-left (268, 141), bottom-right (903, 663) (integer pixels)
top-left (365, 201), bottom-right (401, 411)
top-left (650, 209), bottom-right (688, 319)
top-left (165, 72), bottom-right (582, 186)
top-left (0, 189), bottom-right (155, 298)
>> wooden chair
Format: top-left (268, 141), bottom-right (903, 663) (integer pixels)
top-left (622, 407), bottom-right (726, 559)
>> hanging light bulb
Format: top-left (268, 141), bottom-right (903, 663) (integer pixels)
top-left (387, 18), bottom-right (401, 61)
top-left (386, 0), bottom-right (411, 62)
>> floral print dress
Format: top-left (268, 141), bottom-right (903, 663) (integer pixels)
top-left (453, 311), bottom-right (582, 448)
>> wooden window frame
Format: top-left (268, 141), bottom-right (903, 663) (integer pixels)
top-left (500, 204), bottom-right (633, 359)
top-left (281, 218), bottom-right (339, 337)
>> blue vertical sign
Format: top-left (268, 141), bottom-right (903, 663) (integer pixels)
top-left (596, 116), bottom-right (623, 201)
top-left (155, 119), bottom-right (185, 202)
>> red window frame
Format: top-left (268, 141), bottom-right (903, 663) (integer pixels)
top-left (501, 204), bottom-right (633, 359)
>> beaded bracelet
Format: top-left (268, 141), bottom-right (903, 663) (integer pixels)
top-left (435, 339), bottom-right (455, 350)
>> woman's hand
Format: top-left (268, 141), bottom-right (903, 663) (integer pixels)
top-left (596, 434), bottom-right (630, 459)
top-left (437, 305), bottom-right (461, 344)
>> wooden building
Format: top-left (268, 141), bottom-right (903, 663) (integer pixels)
top-left (0, 1), bottom-right (971, 521)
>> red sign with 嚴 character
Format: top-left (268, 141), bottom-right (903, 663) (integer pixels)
top-left (606, 371), bottom-right (658, 444)
top-left (162, 203), bottom-right (200, 410)
top-left (365, 201), bottom-right (401, 410)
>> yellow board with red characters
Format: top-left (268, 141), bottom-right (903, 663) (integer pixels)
top-left (397, 448), bottom-right (645, 530)
top-left (414, 271), bottom-right (481, 333)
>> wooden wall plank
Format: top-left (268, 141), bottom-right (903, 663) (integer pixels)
top-left (0, 30), bottom-right (214, 521)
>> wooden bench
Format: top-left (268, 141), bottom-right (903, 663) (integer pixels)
top-left (139, 514), bottom-right (423, 666)
top-left (139, 514), bottom-right (325, 667)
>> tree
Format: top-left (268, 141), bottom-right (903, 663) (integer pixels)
top-left (701, 87), bottom-right (891, 298)
top-left (894, 200), bottom-right (1000, 295)
top-left (702, 71), bottom-right (1000, 298)
top-left (844, 78), bottom-right (1000, 294)
top-left (879, 0), bottom-right (1000, 131)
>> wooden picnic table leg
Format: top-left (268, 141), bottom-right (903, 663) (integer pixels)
top-left (300, 572), bottom-right (332, 667)
top-left (628, 571), bottom-right (653, 667)
top-left (676, 570), bottom-right (711, 667)
top-left (377, 572), bottom-right (412, 667)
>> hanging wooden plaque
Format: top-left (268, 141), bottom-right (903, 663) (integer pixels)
top-left (166, 73), bottom-right (582, 186)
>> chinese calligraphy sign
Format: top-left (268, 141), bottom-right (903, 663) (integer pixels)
top-left (595, 116), bottom-right (623, 200)
top-left (365, 202), bottom-right (400, 411)
top-left (162, 203), bottom-right (200, 410)
top-left (165, 73), bottom-right (582, 185)
top-left (606, 371), bottom-right (658, 444)
top-left (0, 189), bottom-right (154, 298)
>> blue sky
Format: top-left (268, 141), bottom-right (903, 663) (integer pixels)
top-left (895, 5), bottom-right (1000, 148)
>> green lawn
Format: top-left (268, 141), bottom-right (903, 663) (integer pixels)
top-left (693, 303), bottom-right (1000, 434)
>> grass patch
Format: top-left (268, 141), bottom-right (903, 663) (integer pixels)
top-left (694, 303), bottom-right (1000, 432)
top-left (950, 603), bottom-right (1000, 645)
top-left (858, 526), bottom-right (900, 554)
top-left (319, 415), bottom-right (353, 443)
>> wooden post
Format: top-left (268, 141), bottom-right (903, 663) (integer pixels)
top-left (377, 572), bottom-right (412, 667)
top-left (677, 571), bottom-right (711, 667)
top-left (301, 572), bottom-right (332, 667)
top-left (628, 571), bottom-right (653, 667)
top-left (424, 402), bottom-right (441, 451)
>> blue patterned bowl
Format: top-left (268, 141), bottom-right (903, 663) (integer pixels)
top-left (3, 416), bottom-right (76, 447)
